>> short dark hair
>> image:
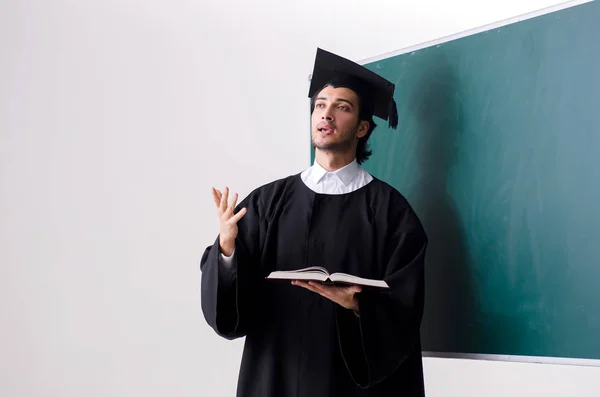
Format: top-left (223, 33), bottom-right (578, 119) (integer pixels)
top-left (310, 81), bottom-right (378, 165)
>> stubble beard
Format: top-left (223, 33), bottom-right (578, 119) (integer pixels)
top-left (311, 125), bottom-right (358, 154)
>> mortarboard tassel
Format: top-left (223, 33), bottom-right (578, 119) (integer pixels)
top-left (388, 99), bottom-right (398, 129)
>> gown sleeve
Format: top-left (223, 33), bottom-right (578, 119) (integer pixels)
top-left (200, 191), bottom-right (266, 340)
top-left (335, 202), bottom-right (428, 388)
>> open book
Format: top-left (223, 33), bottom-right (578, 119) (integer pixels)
top-left (266, 266), bottom-right (389, 289)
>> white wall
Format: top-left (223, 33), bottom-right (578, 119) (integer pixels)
top-left (2, 0), bottom-right (599, 396)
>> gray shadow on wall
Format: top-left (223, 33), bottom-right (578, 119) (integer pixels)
top-left (408, 54), bottom-right (486, 354)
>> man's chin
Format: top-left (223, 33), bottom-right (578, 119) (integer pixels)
top-left (313, 141), bottom-right (350, 153)
top-left (312, 139), bottom-right (334, 151)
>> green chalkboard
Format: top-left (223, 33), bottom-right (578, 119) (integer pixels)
top-left (311, 1), bottom-right (600, 361)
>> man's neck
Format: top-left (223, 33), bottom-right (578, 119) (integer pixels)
top-left (314, 150), bottom-right (356, 172)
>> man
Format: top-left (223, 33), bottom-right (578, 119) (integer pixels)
top-left (200, 48), bottom-right (428, 396)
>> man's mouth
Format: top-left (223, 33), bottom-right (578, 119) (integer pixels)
top-left (317, 125), bottom-right (334, 134)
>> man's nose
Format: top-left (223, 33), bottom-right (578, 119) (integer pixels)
top-left (322, 108), bottom-right (334, 121)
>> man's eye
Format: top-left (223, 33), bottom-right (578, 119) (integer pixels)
top-left (316, 103), bottom-right (325, 109)
top-left (339, 106), bottom-right (349, 111)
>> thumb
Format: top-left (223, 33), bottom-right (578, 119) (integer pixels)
top-left (231, 207), bottom-right (247, 223)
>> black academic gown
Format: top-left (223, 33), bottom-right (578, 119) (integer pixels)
top-left (200, 173), bottom-right (428, 397)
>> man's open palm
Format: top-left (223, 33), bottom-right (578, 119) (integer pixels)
top-left (212, 187), bottom-right (246, 256)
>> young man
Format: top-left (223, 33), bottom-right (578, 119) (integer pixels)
top-left (200, 48), bottom-right (428, 396)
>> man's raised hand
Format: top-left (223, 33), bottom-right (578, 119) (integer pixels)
top-left (212, 187), bottom-right (247, 256)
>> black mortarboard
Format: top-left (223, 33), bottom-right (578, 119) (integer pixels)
top-left (308, 48), bottom-right (398, 129)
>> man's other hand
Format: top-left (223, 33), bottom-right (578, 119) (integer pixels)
top-left (292, 281), bottom-right (361, 312)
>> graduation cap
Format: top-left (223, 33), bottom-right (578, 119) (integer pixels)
top-left (308, 48), bottom-right (398, 129)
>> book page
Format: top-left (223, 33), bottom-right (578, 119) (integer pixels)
top-left (267, 268), bottom-right (329, 282)
top-left (293, 266), bottom-right (329, 275)
top-left (329, 272), bottom-right (389, 288)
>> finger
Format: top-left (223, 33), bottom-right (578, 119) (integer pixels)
top-left (220, 187), bottom-right (229, 212)
top-left (231, 207), bottom-right (247, 223)
top-left (230, 192), bottom-right (239, 210)
top-left (225, 192), bottom-right (239, 216)
top-left (307, 281), bottom-right (333, 296)
top-left (294, 280), bottom-right (316, 288)
top-left (212, 188), bottom-right (221, 208)
top-left (313, 283), bottom-right (360, 305)
top-left (348, 285), bottom-right (362, 294)
top-left (292, 280), bottom-right (310, 288)
top-left (309, 282), bottom-right (340, 301)
top-left (339, 284), bottom-right (362, 294)
top-left (293, 280), bottom-right (323, 295)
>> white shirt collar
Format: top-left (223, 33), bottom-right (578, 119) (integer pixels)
top-left (309, 159), bottom-right (360, 186)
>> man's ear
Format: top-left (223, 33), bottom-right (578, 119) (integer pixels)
top-left (357, 120), bottom-right (370, 138)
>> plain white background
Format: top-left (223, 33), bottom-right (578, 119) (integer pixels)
top-left (2, 0), bottom-right (600, 395)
